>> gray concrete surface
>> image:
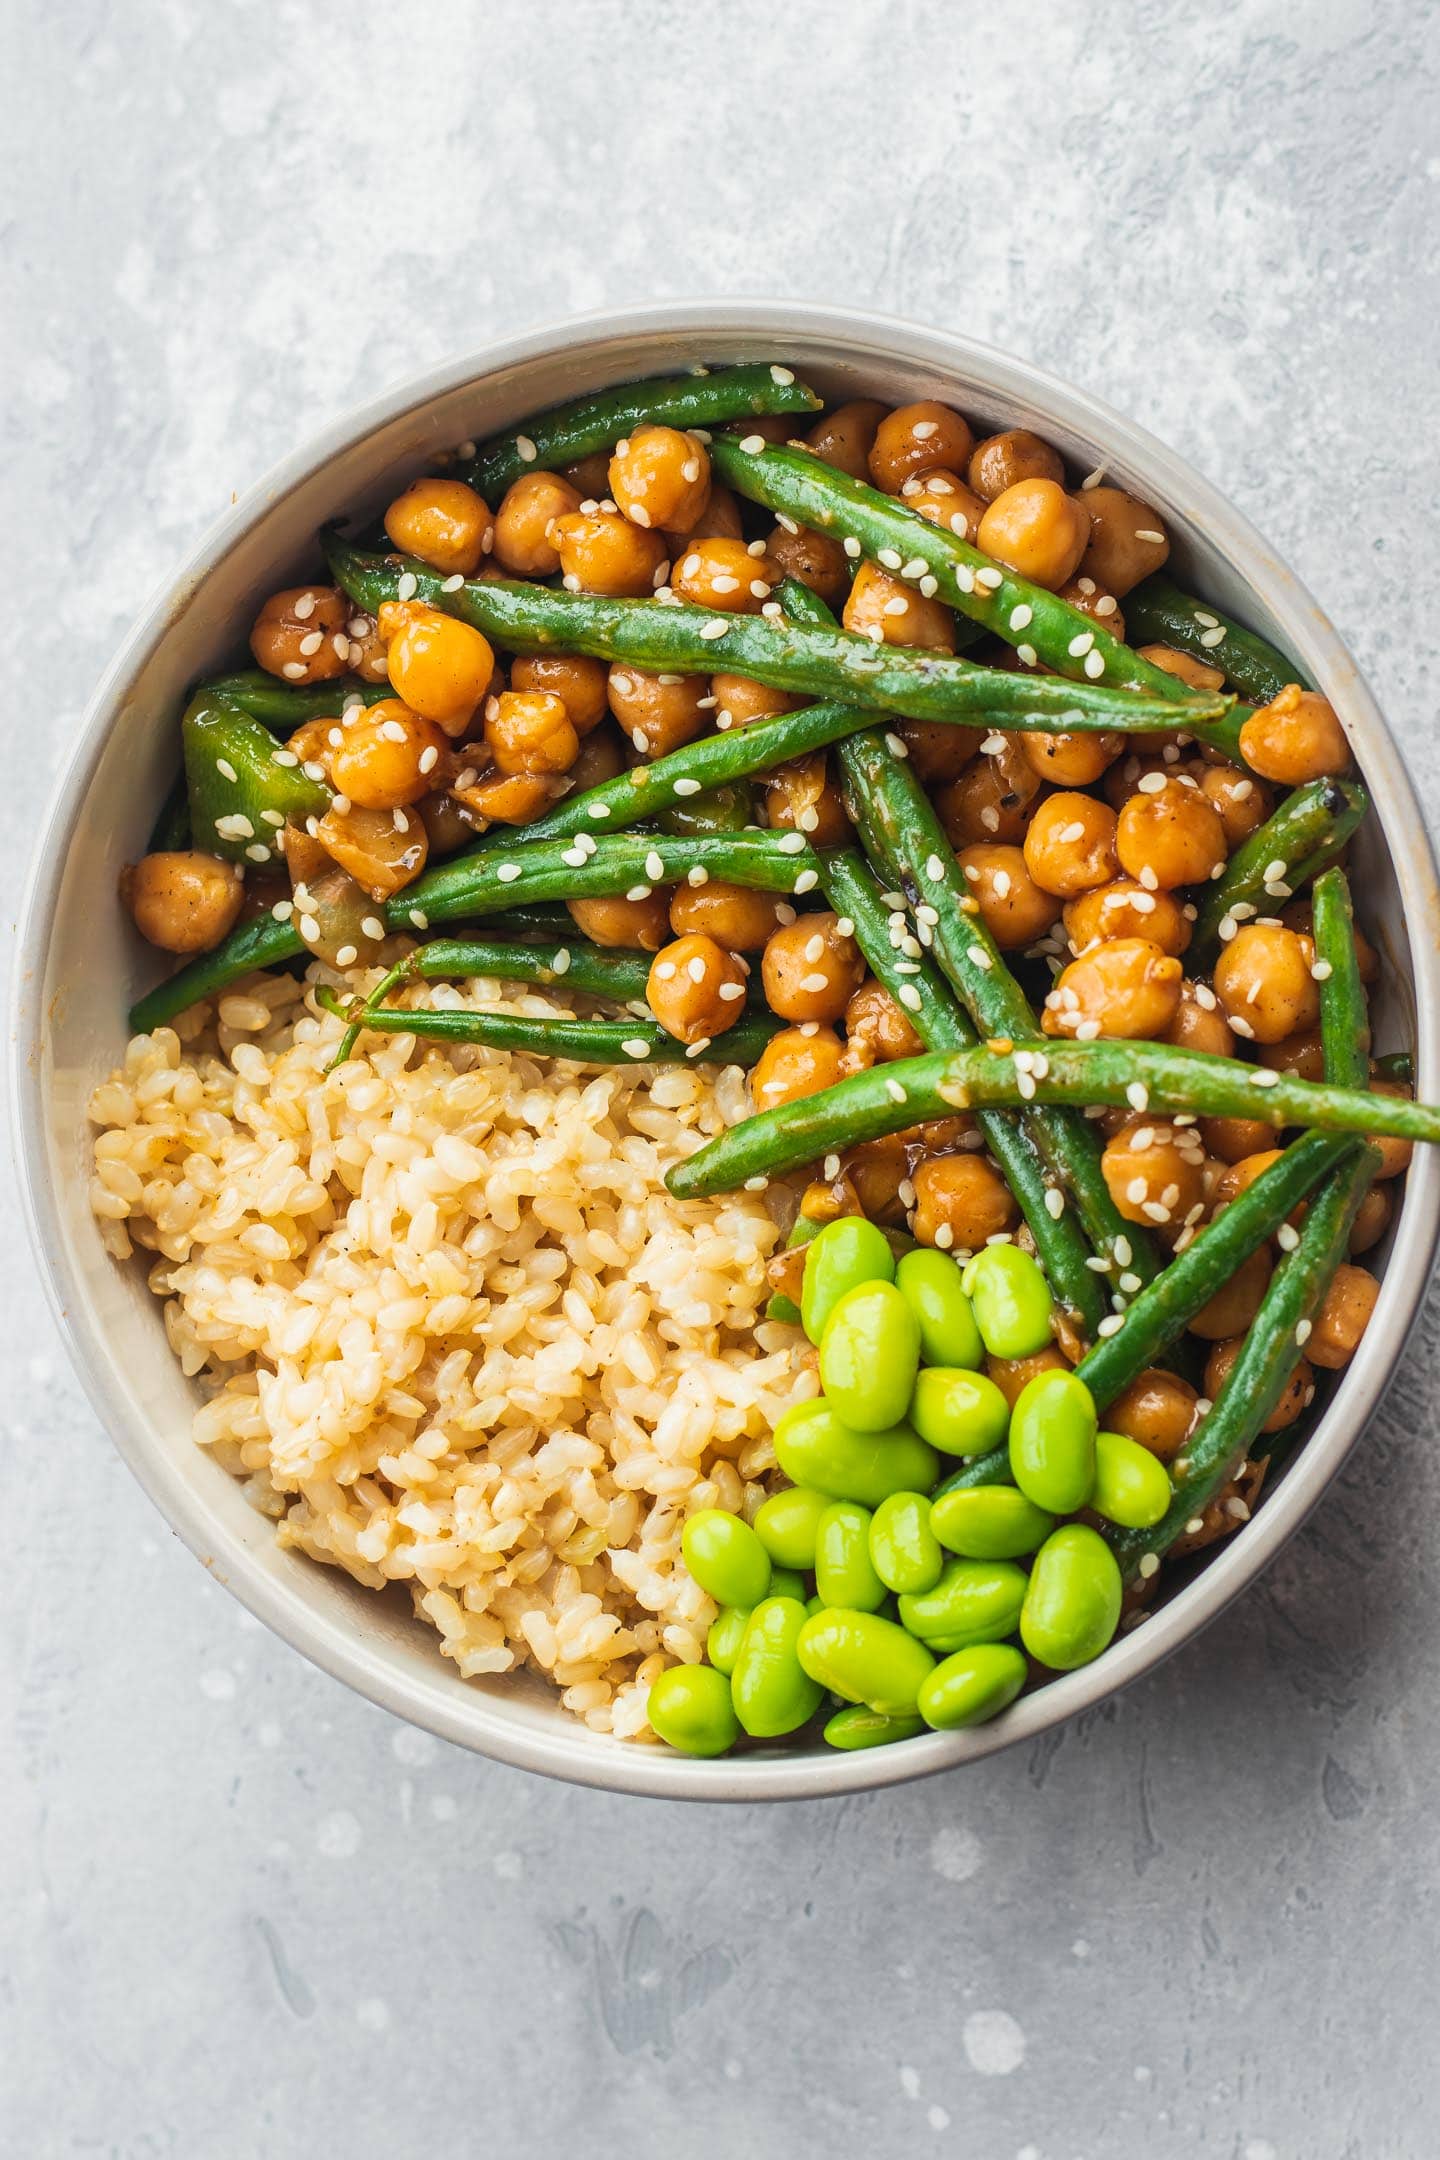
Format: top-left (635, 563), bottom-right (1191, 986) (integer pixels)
top-left (5, 3), bottom-right (1440, 2153)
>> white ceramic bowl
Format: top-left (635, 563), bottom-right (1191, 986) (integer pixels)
top-left (14, 302), bottom-right (1440, 1799)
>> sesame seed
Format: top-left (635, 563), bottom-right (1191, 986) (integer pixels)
top-left (215, 812), bottom-right (255, 841)
top-left (975, 567), bottom-right (1003, 591)
top-left (1276, 1222), bottom-right (1300, 1253)
top-left (738, 433), bottom-right (766, 455)
top-left (409, 909), bottom-right (429, 929)
top-left (626, 885), bottom-right (653, 902)
top-left (1068, 631), bottom-right (1096, 657)
top-left (967, 945), bottom-right (993, 971)
top-left (898, 984), bottom-right (922, 1011)
top-left (883, 596), bottom-right (910, 617)
top-left (396, 572), bottom-right (418, 603)
top-left (883, 732), bottom-right (909, 759)
top-left (1296, 1318), bottom-right (1313, 1346)
top-left (794, 869), bottom-right (819, 895)
top-left (418, 745), bottom-right (439, 775)
top-left (244, 843), bottom-right (271, 863)
top-left (1075, 1017), bottom-right (1101, 1040)
top-left (1135, 529), bottom-right (1166, 545)
top-left (282, 661), bottom-right (307, 679)
top-left (699, 619), bottom-right (728, 640)
top-left (1084, 651), bottom-right (1105, 678)
top-left (1016, 643), bottom-right (1038, 667)
top-left (1138, 1552), bottom-right (1159, 1579)
top-left (843, 536), bottom-right (862, 559)
top-left (1310, 958), bottom-right (1333, 981)
top-left (622, 1038), bottom-right (651, 1059)
top-left (777, 832), bottom-right (807, 855)
top-left (516, 434), bottom-right (537, 463)
top-left (644, 850), bottom-right (665, 880)
top-left (877, 548), bottom-right (904, 571)
top-left (441, 572), bottom-right (465, 592)
top-left (933, 1224), bottom-right (955, 1249)
top-left (687, 866), bottom-right (710, 888)
top-left (1097, 1314), bottom-right (1124, 1338)
top-left (589, 803), bottom-right (612, 819)
top-left (271, 749), bottom-right (299, 768)
top-left (299, 913), bottom-right (320, 942)
top-left (1250, 1067), bottom-right (1280, 1087)
top-left (1199, 626), bottom-right (1227, 649)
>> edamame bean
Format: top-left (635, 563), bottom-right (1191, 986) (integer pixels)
top-left (931, 1484), bottom-right (1055, 1560)
top-left (823, 1705), bottom-right (928, 1751)
top-left (1007, 1368), bottom-right (1097, 1514)
top-left (895, 1248), bottom-right (983, 1369)
top-left (753, 1485), bottom-right (830, 1570)
top-left (730, 1596), bottom-right (825, 1736)
top-left (819, 1281), bottom-right (921, 1431)
top-left (645, 1663), bottom-right (740, 1756)
top-left (801, 1215), bottom-right (896, 1343)
top-left (1021, 1524), bottom-right (1122, 1671)
top-left (796, 1609), bottom-right (937, 1717)
top-left (868, 1491), bottom-right (944, 1595)
top-left (767, 1566), bottom-right (807, 1604)
top-left (897, 1558), bottom-right (1028, 1650)
top-left (1091, 1431), bottom-right (1173, 1531)
top-left (961, 1243), bottom-right (1054, 1359)
top-left (917, 1643), bottom-right (1028, 1731)
top-left (681, 1508), bottom-right (772, 1608)
top-left (909, 1367), bottom-right (1011, 1458)
top-left (814, 1501), bottom-right (886, 1612)
top-left (773, 1399), bottom-right (939, 1508)
top-left (705, 1605), bottom-right (751, 1677)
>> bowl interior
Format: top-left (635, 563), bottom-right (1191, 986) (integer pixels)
top-left (17, 306), bottom-right (1440, 1799)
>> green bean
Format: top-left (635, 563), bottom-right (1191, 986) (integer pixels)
top-left (1374, 1050), bottom-right (1413, 1086)
top-left (931, 1446), bottom-right (1014, 1501)
top-left (657, 783), bottom-right (754, 836)
top-left (457, 363), bottom-right (823, 500)
top-left (146, 772), bottom-right (191, 853)
top-left (315, 987), bottom-right (779, 1067)
top-left (1122, 576), bottom-right (1308, 704)
top-left (325, 539), bottom-right (1226, 736)
top-left (202, 670), bottom-right (394, 732)
top-left (708, 436), bottom-right (1244, 756)
top-left (1190, 778), bottom-right (1368, 963)
top-left (645, 1663), bottom-right (740, 1756)
top-left (664, 1037), bottom-right (1440, 1198)
top-left (1312, 866), bottom-right (1371, 1086)
top-left (182, 693), bottom-right (329, 861)
top-left (822, 1704), bottom-right (927, 1750)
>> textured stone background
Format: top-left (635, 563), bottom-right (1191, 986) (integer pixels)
top-left (5, 3), bottom-right (1440, 2154)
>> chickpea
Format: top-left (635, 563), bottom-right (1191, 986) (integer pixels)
top-left (342, 610), bottom-right (390, 682)
top-left (418, 789), bottom-right (480, 859)
top-left (1102, 747), bottom-right (1191, 813)
top-left (869, 402), bottom-right (974, 493)
top-left (1023, 792), bottom-right (1120, 899)
top-left (384, 476), bottom-right (493, 576)
top-left (1278, 901), bottom-right (1379, 987)
top-left (509, 653), bottom-right (608, 735)
top-left (1190, 1245), bottom-right (1274, 1339)
top-left (562, 451), bottom-right (612, 499)
top-left (1349, 1182), bottom-right (1393, 1254)
top-left (901, 468), bottom-right (988, 542)
top-left (1239, 685), bottom-right (1351, 784)
top-left (671, 536), bottom-right (778, 612)
top-left (1202, 1115), bottom-right (1276, 1165)
top-left (968, 428), bottom-right (1065, 503)
top-left (985, 1346), bottom-right (1069, 1410)
top-left (646, 932), bottom-right (748, 1045)
top-left (552, 507), bottom-right (668, 597)
top-left (669, 879), bottom-right (787, 952)
top-left (912, 1154), bottom-right (1018, 1253)
top-left (1368, 1079), bottom-right (1414, 1180)
top-left (1199, 765), bottom-right (1274, 848)
top-left (806, 399), bottom-right (888, 482)
top-left (567, 720), bottom-right (627, 792)
top-left (762, 912), bottom-right (865, 1023)
top-left (937, 737), bottom-right (1044, 847)
top-left (711, 673), bottom-right (801, 730)
top-left (764, 753), bottom-right (851, 845)
top-left (1063, 879), bottom-right (1192, 958)
top-left (122, 850), bottom-right (245, 953)
top-left (1105, 1370), bottom-right (1199, 1463)
top-left (759, 517), bottom-right (847, 605)
top-left (379, 603), bottom-right (495, 734)
top-left (328, 701), bottom-right (448, 810)
top-left (958, 843), bottom-right (1062, 950)
top-left (1137, 642), bottom-right (1225, 694)
top-left (751, 1022), bottom-right (848, 1110)
top-left (315, 801), bottom-right (428, 900)
top-left (250, 585), bottom-right (350, 684)
top-left (895, 720), bottom-right (983, 786)
top-left (491, 471), bottom-right (582, 577)
top-left (607, 666), bottom-right (710, 756)
top-left (977, 479), bottom-right (1089, 590)
top-left (1306, 1264), bottom-right (1381, 1370)
top-left (1056, 575), bottom-right (1126, 639)
top-left (685, 484), bottom-right (745, 542)
top-left (1162, 980), bottom-right (1235, 1058)
top-left (1258, 1027), bottom-right (1325, 1082)
top-left (1077, 487), bottom-right (1169, 597)
top-left (1019, 728), bottom-right (1125, 787)
top-left (1043, 937), bottom-right (1184, 1041)
top-left (608, 423), bottom-right (710, 536)
top-left (1205, 1337), bottom-right (1313, 1431)
top-left (842, 559), bottom-right (955, 652)
top-left (1213, 923), bottom-right (1320, 1045)
top-left (482, 689), bottom-right (579, 777)
top-left (566, 891), bottom-right (671, 950)
top-left (844, 978), bottom-right (925, 1063)
top-left (1102, 1119), bottom-right (1208, 1230)
top-left (452, 769), bottom-right (563, 827)
top-left (1210, 1150), bottom-right (1288, 1211)
top-left (1115, 775), bottom-right (1228, 891)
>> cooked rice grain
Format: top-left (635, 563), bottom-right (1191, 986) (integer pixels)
top-left (89, 970), bottom-right (805, 1738)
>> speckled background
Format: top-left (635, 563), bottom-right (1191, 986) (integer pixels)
top-left (6, 3), bottom-right (1440, 2154)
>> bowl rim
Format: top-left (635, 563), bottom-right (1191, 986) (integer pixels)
top-left (13, 297), bottom-right (1440, 1801)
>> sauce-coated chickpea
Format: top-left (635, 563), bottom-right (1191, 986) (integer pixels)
top-left (491, 471), bottom-right (582, 577)
top-left (1205, 1338), bottom-right (1314, 1431)
top-left (566, 891), bottom-right (672, 950)
top-left (807, 399), bottom-right (888, 481)
top-left (839, 1135), bottom-right (912, 1224)
top-left (684, 484), bottom-right (745, 542)
top-left (1105, 1370), bottom-right (1199, 1463)
top-left (1279, 901), bottom-right (1379, 986)
top-left (250, 585), bottom-right (350, 684)
top-left (761, 912), bottom-right (864, 1023)
top-left (1023, 792), bottom-right (1120, 899)
top-left (607, 666), bottom-right (710, 756)
top-left (750, 1023), bottom-right (848, 1110)
top-left (1077, 487), bottom-right (1169, 597)
top-left (380, 602), bottom-right (495, 734)
top-left (901, 468), bottom-right (988, 541)
top-left (384, 477), bottom-right (493, 577)
top-left (329, 701), bottom-right (449, 810)
top-left (1210, 1150), bottom-right (1286, 1210)
top-left (937, 739), bottom-right (1042, 848)
top-left (985, 1346), bottom-right (1069, 1410)
top-left (668, 880), bottom-right (787, 952)
top-left (958, 843), bottom-right (1062, 950)
top-left (764, 753), bottom-right (851, 845)
top-left (1019, 728), bottom-right (1126, 787)
top-left (869, 402), bottom-right (975, 493)
top-left (1238, 685), bottom-right (1351, 784)
top-left (1115, 775), bottom-right (1228, 890)
top-left (1042, 937), bottom-right (1184, 1041)
top-left (1102, 1119), bottom-right (1209, 1230)
top-left (123, 850), bottom-right (244, 953)
top-left (1056, 575), bottom-right (1125, 638)
top-left (1063, 878), bottom-right (1191, 958)
top-left (562, 451), bottom-right (611, 498)
top-left (609, 424), bottom-right (710, 535)
top-left (1137, 642), bottom-right (1225, 694)
top-left (315, 802), bottom-right (428, 901)
top-left (968, 428), bottom-right (1065, 503)
top-left (1258, 1027), bottom-right (1325, 1081)
top-left (842, 559), bottom-right (955, 651)
top-left (446, 766), bottom-right (561, 828)
top-left (1349, 1182), bottom-right (1393, 1253)
top-left (891, 720), bottom-right (981, 787)
top-left (647, 932), bottom-right (748, 1045)
top-left (1190, 1245), bottom-right (1274, 1339)
top-left (764, 519), bottom-right (850, 605)
top-left (342, 610), bottom-right (390, 682)
top-left (1212, 922), bottom-right (1320, 1045)
top-left (566, 721), bottom-right (627, 792)
top-left (977, 479), bottom-right (1089, 590)
top-left (671, 537), bottom-right (778, 612)
top-left (509, 653), bottom-right (609, 735)
top-left (1200, 765), bottom-right (1274, 848)
top-left (1162, 980), bottom-right (1235, 1057)
top-left (1201, 1115), bottom-right (1276, 1165)
top-left (552, 507), bottom-right (668, 597)
top-left (711, 673), bottom-right (800, 730)
top-left (483, 689), bottom-right (579, 777)
top-left (912, 1153), bottom-right (1018, 1252)
top-left (1307, 1264), bottom-right (1380, 1369)
top-left (1368, 1080), bottom-right (1414, 1180)
top-left (844, 978), bottom-right (925, 1062)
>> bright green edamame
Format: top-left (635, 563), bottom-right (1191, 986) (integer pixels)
top-left (772, 1399), bottom-right (938, 1507)
top-left (796, 1609), bottom-right (937, 1717)
top-left (823, 1704), bottom-right (928, 1751)
top-left (753, 1485), bottom-right (830, 1571)
top-left (801, 1215), bottom-right (896, 1343)
top-left (680, 1509), bottom-right (772, 1609)
top-left (909, 1367), bottom-right (1011, 1458)
top-left (961, 1244), bottom-right (1055, 1360)
top-left (819, 1280), bottom-right (921, 1431)
top-left (1020, 1524), bottom-right (1122, 1671)
top-left (645, 1664), bottom-right (740, 1756)
top-left (868, 1492), bottom-right (943, 1595)
top-left (897, 1558), bottom-right (1028, 1651)
top-left (917, 1644), bottom-right (1028, 1731)
top-left (705, 1606), bottom-right (751, 1677)
top-left (894, 1248), bottom-right (983, 1369)
top-left (767, 1567), bottom-right (807, 1604)
top-left (930, 1484), bottom-right (1056, 1560)
top-left (1091, 1431), bottom-right (1172, 1531)
top-left (1007, 1369), bottom-right (1098, 1514)
top-left (814, 1501), bottom-right (886, 1612)
top-left (730, 1597), bottom-right (825, 1737)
